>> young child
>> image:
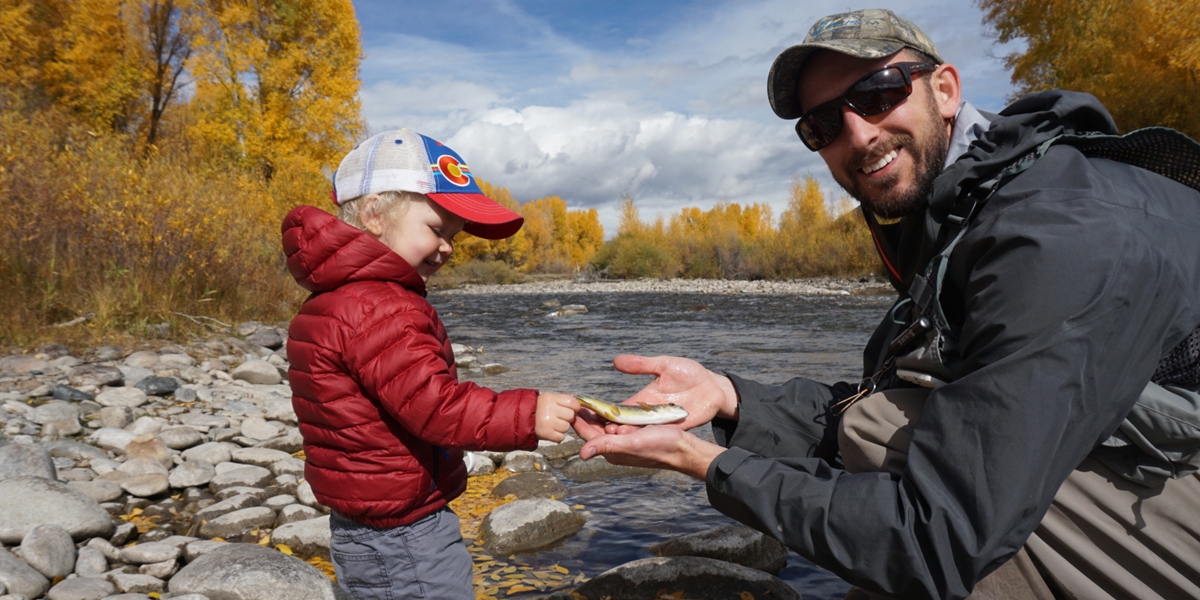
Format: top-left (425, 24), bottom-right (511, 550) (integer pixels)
top-left (281, 129), bottom-right (579, 600)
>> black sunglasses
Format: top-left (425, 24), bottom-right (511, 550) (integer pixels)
top-left (795, 62), bottom-right (937, 151)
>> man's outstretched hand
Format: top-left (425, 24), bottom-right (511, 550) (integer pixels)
top-left (574, 411), bottom-right (725, 480)
top-left (610, 354), bottom-right (739, 432)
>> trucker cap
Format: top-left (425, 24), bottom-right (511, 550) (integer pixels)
top-left (332, 130), bottom-right (524, 240)
top-left (767, 8), bottom-right (943, 120)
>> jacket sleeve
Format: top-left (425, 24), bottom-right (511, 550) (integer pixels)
top-left (711, 374), bottom-right (845, 462)
top-left (343, 298), bottom-right (538, 452)
top-left (704, 157), bottom-right (1195, 599)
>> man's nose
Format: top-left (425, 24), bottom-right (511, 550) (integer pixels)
top-left (839, 105), bottom-right (881, 150)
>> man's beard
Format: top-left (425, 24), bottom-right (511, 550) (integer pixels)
top-left (833, 93), bottom-right (950, 220)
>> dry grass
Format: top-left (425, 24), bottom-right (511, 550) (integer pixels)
top-left (0, 103), bottom-right (321, 348)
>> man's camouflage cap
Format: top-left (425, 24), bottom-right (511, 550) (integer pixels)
top-left (767, 8), bottom-right (942, 120)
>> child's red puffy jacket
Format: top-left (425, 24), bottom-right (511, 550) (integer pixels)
top-left (281, 205), bottom-right (538, 528)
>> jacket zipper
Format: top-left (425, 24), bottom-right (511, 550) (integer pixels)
top-left (430, 446), bottom-right (449, 492)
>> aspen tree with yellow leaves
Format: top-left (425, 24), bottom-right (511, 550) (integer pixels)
top-left (187, 0), bottom-right (364, 183)
top-left (977, 0), bottom-right (1200, 137)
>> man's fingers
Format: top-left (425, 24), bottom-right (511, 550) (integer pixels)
top-left (613, 354), bottom-right (661, 376)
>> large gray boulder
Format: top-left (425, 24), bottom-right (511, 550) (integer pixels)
top-left (479, 498), bottom-right (584, 555)
top-left (650, 523), bottom-right (789, 574)
top-left (197, 507), bottom-right (276, 539)
top-left (573, 556), bottom-right (801, 600)
top-left (0, 547), bottom-right (50, 599)
top-left (0, 476), bottom-right (113, 543)
top-left (0, 442), bottom-right (57, 481)
top-left (169, 542), bottom-right (343, 600)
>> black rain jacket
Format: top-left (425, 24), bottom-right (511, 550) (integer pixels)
top-left (705, 91), bottom-right (1200, 599)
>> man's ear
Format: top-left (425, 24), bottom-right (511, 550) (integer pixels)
top-left (930, 63), bottom-right (962, 120)
top-left (360, 194), bottom-right (385, 237)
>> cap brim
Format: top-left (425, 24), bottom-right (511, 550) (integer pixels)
top-left (427, 192), bottom-right (525, 240)
top-left (767, 39), bottom-right (907, 120)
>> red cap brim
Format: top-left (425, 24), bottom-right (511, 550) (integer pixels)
top-left (426, 192), bottom-right (525, 240)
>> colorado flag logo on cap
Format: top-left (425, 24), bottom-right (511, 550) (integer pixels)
top-left (422, 135), bottom-right (480, 192)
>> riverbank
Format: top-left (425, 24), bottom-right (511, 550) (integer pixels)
top-left (433, 276), bottom-right (892, 296)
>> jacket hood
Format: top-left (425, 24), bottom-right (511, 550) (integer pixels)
top-left (281, 205), bottom-right (427, 296)
top-left (928, 90), bottom-right (1118, 222)
top-left (871, 91), bottom-right (1119, 291)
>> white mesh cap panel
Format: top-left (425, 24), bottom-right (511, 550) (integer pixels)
top-left (333, 130), bottom-right (434, 204)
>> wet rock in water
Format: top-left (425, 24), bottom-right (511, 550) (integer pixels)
top-left (490, 472), bottom-right (568, 501)
top-left (169, 542), bottom-right (342, 599)
top-left (479, 498), bottom-right (585, 556)
top-left (0, 476), bottom-right (114, 543)
top-left (134, 376), bottom-right (179, 397)
top-left (47, 575), bottom-right (118, 599)
top-left (231, 361), bottom-right (281, 385)
top-left (197, 506), bottom-right (276, 539)
top-left (19, 523), bottom-right (76, 578)
top-left (271, 515), bottom-right (330, 560)
top-left (574, 556), bottom-right (801, 600)
top-left (535, 437), bottom-right (584, 461)
top-left (548, 304), bottom-right (588, 317)
top-left (0, 546), bottom-right (51, 599)
top-left (650, 523), bottom-right (788, 574)
top-left (559, 455), bottom-right (658, 481)
top-left (502, 450), bottom-right (548, 473)
top-left (480, 363), bottom-right (509, 375)
top-left (68, 365), bottom-right (124, 389)
top-left (0, 442), bottom-right (57, 481)
top-left (52, 384), bottom-right (94, 402)
top-left (95, 387), bottom-right (148, 408)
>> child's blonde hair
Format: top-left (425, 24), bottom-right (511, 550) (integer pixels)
top-left (338, 190), bottom-right (426, 231)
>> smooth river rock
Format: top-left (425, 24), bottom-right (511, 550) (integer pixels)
top-left (270, 515), bottom-right (331, 560)
top-left (573, 556), bottom-right (801, 600)
top-left (650, 523), bottom-right (789, 574)
top-left (0, 476), bottom-right (114, 543)
top-left (0, 547), bottom-right (50, 599)
top-left (490, 472), bottom-right (569, 500)
top-left (19, 523), bottom-right (76, 578)
top-left (169, 543), bottom-right (344, 600)
top-left (479, 498), bottom-right (584, 555)
top-left (0, 442), bottom-right (57, 481)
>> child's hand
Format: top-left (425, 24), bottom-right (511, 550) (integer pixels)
top-left (535, 393), bottom-right (580, 443)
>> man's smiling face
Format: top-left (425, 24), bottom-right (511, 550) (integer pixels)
top-left (798, 50), bottom-right (959, 219)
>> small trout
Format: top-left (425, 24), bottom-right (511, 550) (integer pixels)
top-left (575, 395), bottom-right (688, 425)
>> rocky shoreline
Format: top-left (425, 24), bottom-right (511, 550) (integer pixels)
top-left (434, 275), bottom-right (891, 297)
top-left (0, 323), bottom-right (805, 600)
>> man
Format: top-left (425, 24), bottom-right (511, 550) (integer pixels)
top-left (573, 8), bottom-right (1200, 600)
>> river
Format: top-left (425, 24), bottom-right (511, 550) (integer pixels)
top-left (432, 287), bottom-right (896, 599)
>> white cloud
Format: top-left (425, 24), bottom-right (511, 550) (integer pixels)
top-left (353, 0), bottom-right (1021, 238)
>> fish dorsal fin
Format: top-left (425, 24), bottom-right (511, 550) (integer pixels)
top-left (637, 402), bottom-right (655, 410)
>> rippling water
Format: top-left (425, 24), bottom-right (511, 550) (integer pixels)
top-left (431, 289), bottom-right (895, 599)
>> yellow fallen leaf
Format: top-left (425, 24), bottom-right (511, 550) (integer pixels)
top-left (740, 592), bottom-right (756, 600)
top-left (553, 564), bottom-right (569, 574)
top-left (508, 584), bottom-right (536, 594)
top-left (501, 566), bottom-right (517, 574)
top-left (276, 544), bottom-right (293, 555)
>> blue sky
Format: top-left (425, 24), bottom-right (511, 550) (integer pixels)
top-left (350, 1), bottom-right (1021, 236)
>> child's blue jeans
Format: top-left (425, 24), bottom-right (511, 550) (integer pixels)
top-left (329, 508), bottom-right (474, 600)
